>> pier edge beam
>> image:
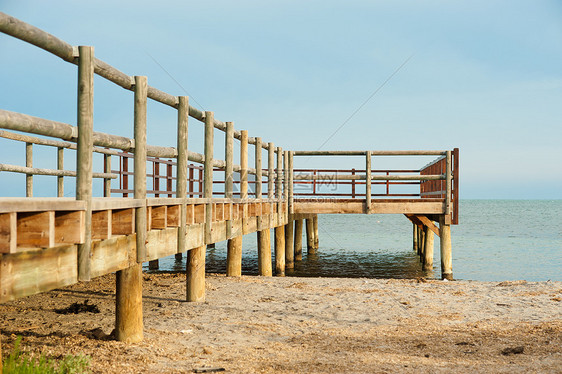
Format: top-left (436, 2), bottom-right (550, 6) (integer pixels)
top-left (439, 214), bottom-right (453, 280)
top-left (294, 219), bottom-right (303, 261)
top-left (274, 225), bottom-right (286, 276)
top-left (422, 225), bottom-right (434, 271)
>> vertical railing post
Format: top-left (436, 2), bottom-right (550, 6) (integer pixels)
top-left (57, 147), bottom-right (64, 197)
top-left (154, 160), bottom-right (160, 197)
top-left (288, 151), bottom-right (294, 214)
top-left (386, 171), bottom-right (390, 196)
top-left (25, 142), bottom-right (32, 197)
top-left (285, 151), bottom-right (294, 269)
top-left (166, 162), bottom-right (173, 197)
top-left (225, 122), bottom-right (234, 199)
top-left (276, 147), bottom-right (283, 199)
top-left (76, 45), bottom-right (94, 282)
top-left (103, 153), bottom-right (110, 197)
top-left (445, 150), bottom-right (452, 218)
top-left (268, 142), bottom-right (275, 199)
top-left (115, 75), bottom-right (146, 343)
top-left (203, 111), bottom-right (214, 243)
top-left (240, 130), bottom-right (248, 199)
top-left (122, 155), bottom-right (129, 197)
top-left (351, 168), bottom-right (356, 199)
top-left (133, 76), bottom-right (148, 262)
top-left (453, 148), bottom-right (459, 225)
top-left (176, 96), bottom-right (189, 256)
top-left (365, 151), bottom-right (371, 213)
top-left (188, 166), bottom-right (194, 197)
top-left (255, 137), bottom-right (262, 199)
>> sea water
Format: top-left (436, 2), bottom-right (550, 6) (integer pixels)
top-left (147, 200), bottom-right (562, 282)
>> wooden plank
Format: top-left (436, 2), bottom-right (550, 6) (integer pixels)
top-left (185, 223), bottom-right (205, 251)
top-left (0, 212), bottom-right (16, 253)
top-left (167, 205), bottom-right (180, 227)
top-left (186, 204), bottom-right (195, 225)
top-left (150, 205), bottom-right (167, 229)
top-left (293, 201), bottom-right (444, 215)
top-left (112, 208), bottom-right (135, 235)
top-left (209, 221), bottom-right (227, 244)
top-left (17, 211), bottom-right (54, 248)
top-left (92, 210), bottom-right (111, 240)
top-left (0, 245), bottom-right (77, 303)
top-left (91, 197), bottom-right (144, 211)
top-left (194, 204), bottom-right (205, 224)
top-left (0, 198), bottom-right (86, 213)
top-left (224, 203), bottom-right (232, 221)
top-left (91, 235), bottom-right (135, 278)
top-left (54, 210), bottom-right (85, 244)
top-left (146, 228), bottom-right (178, 261)
top-left (415, 215), bottom-right (440, 236)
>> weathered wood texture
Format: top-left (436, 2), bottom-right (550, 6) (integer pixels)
top-left (187, 245), bottom-right (206, 302)
top-left (422, 226), bottom-right (434, 271)
top-left (274, 225), bottom-right (285, 276)
top-left (257, 229), bottom-right (272, 276)
top-left (439, 215), bottom-right (453, 280)
top-left (227, 235), bottom-right (242, 277)
top-left (76, 45), bottom-right (94, 281)
top-left (115, 263), bottom-right (143, 343)
top-left (294, 219), bottom-right (303, 261)
top-left (285, 216), bottom-right (294, 269)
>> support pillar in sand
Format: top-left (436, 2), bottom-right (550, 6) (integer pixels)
top-left (148, 260), bottom-right (159, 270)
top-left (175, 253), bottom-right (183, 261)
top-left (227, 236), bottom-right (243, 276)
top-left (313, 214), bottom-right (319, 249)
top-left (285, 215), bottom-right (294, 269)
top-left (305, 217), bottom-right (316, 254)
top-left (115, 263), bottom-right (143, 343)
top-left (422, 225), bottom-right (434, 271)
top-left (413, 224), bottom-right (418, 253)
top-left (439, 215), bottom-right (453, 280)
top-left (274, 225), bottom-right (285, 276)
top-left (418, 228), bottom-right (426, 262)
top-left (258, 229), bottom-right (273, 276)
top-left (294, 219), bottom-right (303, 261)
top-left (187, 245), bottom-right (206, 302)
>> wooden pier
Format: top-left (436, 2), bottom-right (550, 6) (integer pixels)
top-left (0, 11), bottom-right (459, 360)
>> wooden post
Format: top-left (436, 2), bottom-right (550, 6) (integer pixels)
top-left (288, 151), bottom-right (294, 214)
top-left (226, 235), bottom-right (242, 277)
top-left (255, 137), bottom-right (262, 198)
top-left (103, 153), bottom-right (110, 197)
top-left (204, 111), bottom-right (214, 243)
top-left (313, 214), bottom-right (319, 249)
top-left (268, 142), bottom-right (275, 199)
top-left (283, 151), bottom-right (289, 202)
top-left (274, 225), bottom-right (285, 276)
top-left (419, 228), bottom-right (426, 262)
top-left (413, 224), bottom-right (418, 253)
top-left (25, 142), bottom-right (32, 197)
top-left (133, 76), bottom-right (148, 262)
top-left (240, 131), bottom-right (248, 199)
top-left (366, 151), bottom-right (371, 212)
top-left (225, 122), bottom-right (234, 199)
top-left (285, 215), bottom-right (294, 269)
top-left (351, 168), bottom-right (356, 199)
top-left (305, 217), bottom-right (315, 254)
top-left (115, 263), bottom-right (143, 343)
top-left (423, 225), bottom-right (434, 271)
top-left (257, 229), bottom-right (272, 276)
top-left (226, 122), bottom-right (240, 275)
top-left (294, 219), bottom-right (303, 261)
top-left (445, 151), bottom-right (452, 217)
top-left (148, 260), bottom-right (159, 270)
top-left (57, 147), bottom-right (64, 197)
top-left (177, 96), bottom-right (189, 257)
top-left (76, 46), bottom-right (94, 281)
top-left (115, 76), bottom-right (146, 343)
top-left (276, 147), bottom-right (283, 198)
top-left (187, 245), bottom-right (206, 302)
top-left (439, 215), bottom-right (453, 280)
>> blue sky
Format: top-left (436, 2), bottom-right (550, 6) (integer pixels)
top-left (1, 1), bottom-right (561, 198)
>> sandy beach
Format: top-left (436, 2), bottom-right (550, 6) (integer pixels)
top-left (1, 273), bottom-right (561, 373)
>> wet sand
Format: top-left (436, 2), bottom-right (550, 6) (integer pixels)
top-left (1, 273), bottom-right (561, 373)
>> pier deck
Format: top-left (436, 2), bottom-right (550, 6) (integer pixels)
top-left (0, 11), bottom-right (459, 354)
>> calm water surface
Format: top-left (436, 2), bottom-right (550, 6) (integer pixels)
top-left (146, 200), bottom-right (562, 281)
